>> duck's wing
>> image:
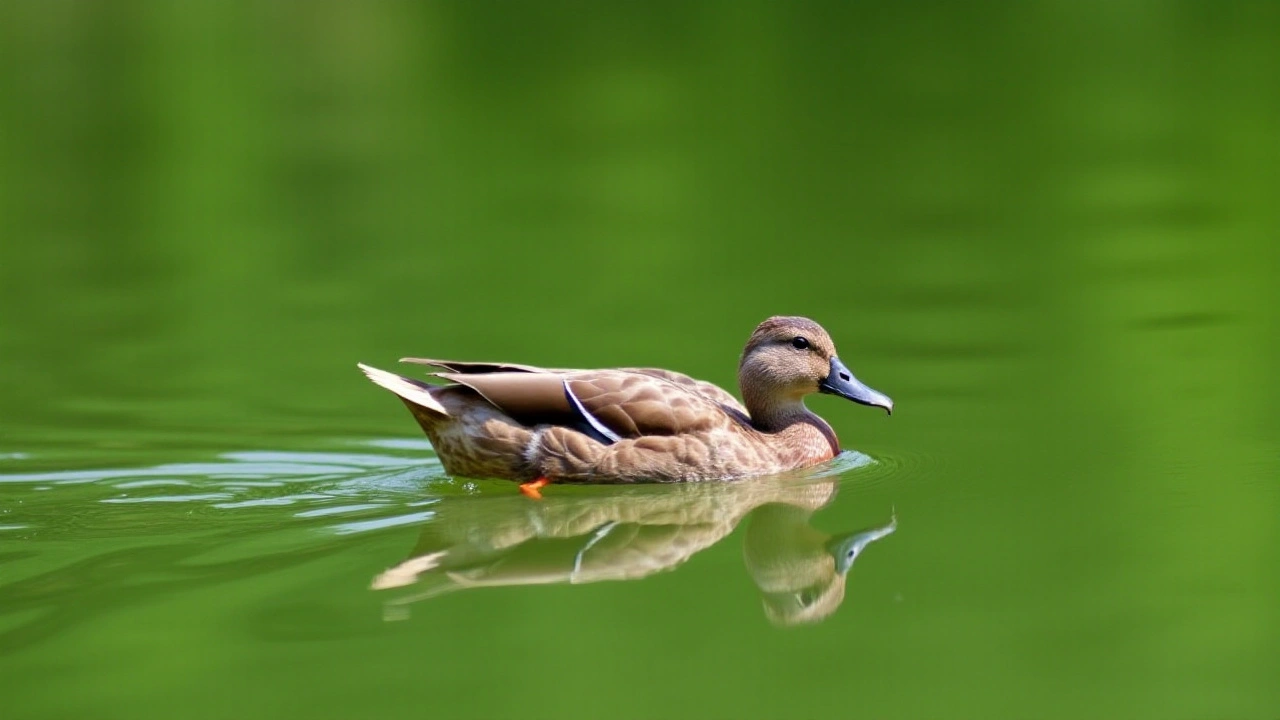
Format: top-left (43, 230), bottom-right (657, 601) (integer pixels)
top-left (429, 367), bottom-right (748, 442)
top-left (558, 370), bottom-right (749, 439)
top-left (399, 358), bottom-right (564, 375)
top-left (396, 360), bottom-right (744, 413)
top-left (618, 368), bottom-right (748, 415)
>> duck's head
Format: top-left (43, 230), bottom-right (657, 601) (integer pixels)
top-left (738, 316), bottom-right (893, 422)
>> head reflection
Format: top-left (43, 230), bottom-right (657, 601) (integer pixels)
top-left (373, 469), bottom-right (895, 626)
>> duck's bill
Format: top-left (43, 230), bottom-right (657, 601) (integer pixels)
top-left (819, 357), bottom-right (893, 415)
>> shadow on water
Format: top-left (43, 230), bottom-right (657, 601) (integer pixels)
top-left (372, 453), bottom-right (896, 626)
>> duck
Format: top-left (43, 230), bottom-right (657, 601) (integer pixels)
top-left (357, 316), bottom-right (892, 497)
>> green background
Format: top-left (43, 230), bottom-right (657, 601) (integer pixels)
top-left (2, 2), bottom-right (1278, 718)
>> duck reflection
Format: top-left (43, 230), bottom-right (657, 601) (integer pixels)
top-left (372, 474), bottom-right (895, 626)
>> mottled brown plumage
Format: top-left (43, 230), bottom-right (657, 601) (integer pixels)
top-left (357, 316), bottom-right (892, 485)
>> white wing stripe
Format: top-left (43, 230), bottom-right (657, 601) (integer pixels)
top-left (562, 380), bottom-right (622, 443)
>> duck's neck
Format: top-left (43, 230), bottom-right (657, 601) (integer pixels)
top-left (742, 391), bottom-right (841, 464)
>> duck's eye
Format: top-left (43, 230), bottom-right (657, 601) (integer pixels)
top-left (791, 336), bottom-right (810, 350)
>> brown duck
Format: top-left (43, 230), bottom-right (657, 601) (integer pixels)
top-left (358, 316), bottom-right (892, 497)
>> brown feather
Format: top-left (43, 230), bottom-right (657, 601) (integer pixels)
top-left (437, 372), bottom-right (574, 425)
top-left (616, 368), bottom-right (748, 414)
top-left (400, 358), bottom-right (558, 374)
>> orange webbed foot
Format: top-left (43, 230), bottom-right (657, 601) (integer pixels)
top-left (519, 476), bottom-right (551, 500)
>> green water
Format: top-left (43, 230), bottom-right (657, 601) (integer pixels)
top-left (2, 2), bottom-right (1279, 718)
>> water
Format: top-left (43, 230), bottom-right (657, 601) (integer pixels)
top-left (2, 2), bottom-right (1279, 718)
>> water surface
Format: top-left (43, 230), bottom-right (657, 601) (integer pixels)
top-left (2, 2), bottom-right (1279, 718)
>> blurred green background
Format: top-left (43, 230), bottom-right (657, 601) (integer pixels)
top-left (1, 2), bottom-right (1278, 719)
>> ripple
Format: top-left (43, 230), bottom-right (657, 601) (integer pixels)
top-left (790, 450), bottom-right (874, 479)
top-left (0, 439), bottom-right (449, 538)
top-left (222, 451), bottom-right (422, 468)
top-left (115, 479), bottom-right (193, 489)
top-left (0, 462), bottom-right (363, 485)
top-left (330, 510), bottom-right (437, 535)
top-left (853, 447), bottom-right (939, 491)
top-left (0, 439), bottom-right (901, 543)
top-left (213, 494), bottom-right (334, 510)
top-left (101, 493), bottom-right (233, 504)
top-left (295, 503), bottom-right (387, 518)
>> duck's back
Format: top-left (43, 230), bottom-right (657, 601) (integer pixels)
top-left (617, 368), bottom-right (749, 416)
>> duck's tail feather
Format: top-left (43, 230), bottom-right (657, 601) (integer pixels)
top-left (358, 363), bottom-right (450, 416)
